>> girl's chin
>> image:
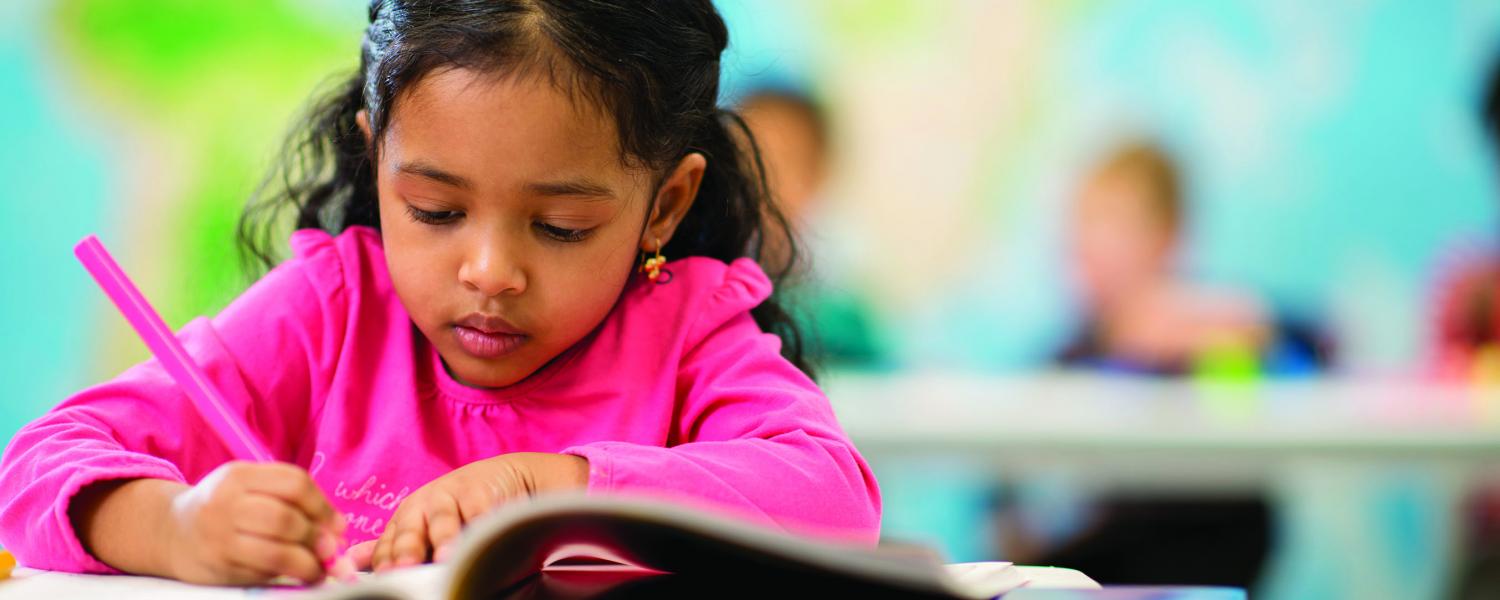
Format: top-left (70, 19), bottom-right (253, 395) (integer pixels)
top-left (448, 361), bottom-right (528, 389)
top-left (437, 346), bottom-right (533, 389)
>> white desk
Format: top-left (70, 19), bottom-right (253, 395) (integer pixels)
top-left (825, 372), bottom-right (1500, 600)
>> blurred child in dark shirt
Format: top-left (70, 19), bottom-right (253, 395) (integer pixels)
top-left (1059, 142), bottom-right (1325, 375)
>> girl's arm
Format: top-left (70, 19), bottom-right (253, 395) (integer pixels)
top-left (0, 233), bottom-right (347, 574)
top-left (564, 310), bottom-right (883, 544)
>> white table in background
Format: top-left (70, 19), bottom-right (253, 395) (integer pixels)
top-left (825, 372), bottom-right (1500, 600)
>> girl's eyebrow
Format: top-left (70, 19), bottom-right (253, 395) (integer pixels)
top-left (396, 160), bottom-right (472, 190)
top-left (525, 179), bottom-right (616, 200)
top-left (395, 160), bottom-right (614, 200)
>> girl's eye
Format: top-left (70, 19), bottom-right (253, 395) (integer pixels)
top-left (406, 205), bottom-right (462, 225)
top-left (535, 222), bottom-right (592, 243)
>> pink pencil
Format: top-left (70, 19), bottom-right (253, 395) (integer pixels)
top-left (74, 235), bottom-right (274, 462)
top-left (75, 235), bottom-right (359, 580)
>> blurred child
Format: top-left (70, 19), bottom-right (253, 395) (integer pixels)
top-left (1059, 142), bottom-right (1323, 374)
top-left (1429, 63), bottom-right (1500, 382)
top-left (1014, 141), bottom-right (1301, 588)
top-left (1445, 51), bottom-right (1500, 600)
top-left (739, 88), bottom-right (830, 228)
top-left (739, 87), bottom-right (887, 368)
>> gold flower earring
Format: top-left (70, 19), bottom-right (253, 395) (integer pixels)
top-left (640, 238), bottom-right (670, 283)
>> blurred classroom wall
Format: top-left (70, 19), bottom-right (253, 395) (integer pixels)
top-left (715, 0), bottom-right (1500, 374)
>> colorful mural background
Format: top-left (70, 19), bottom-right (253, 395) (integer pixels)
top-left (2, 1), bottom-right (364, 444)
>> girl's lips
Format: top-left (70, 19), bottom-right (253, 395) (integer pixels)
top-left (452, 325), bottom-right (526, 359)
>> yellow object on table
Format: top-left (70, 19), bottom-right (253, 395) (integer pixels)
top-left (0, 550), bottom-right (14, 580)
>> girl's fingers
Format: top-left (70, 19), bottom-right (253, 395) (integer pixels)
top-left (454, 488), bottom-right (495, 524)
top-left (433, 542), bottom-right (457, 564)
top-left (241, 463), bottom-right (344, 534)
top-left (228, 534), bottom-right (325, 584)
top-left (346, 539), bottom-right (378, 571)
top-left (387, 510), bottom-right (432, 569)
top-left (425, 496), bottom-right (464, 556)
top-left (371, 512), bottom-right (403, 572)
top-left (328, 553), bottom-right (359, 582)
top-left (233, 495), bottom-right (316, 548)
top-left (214, 562), bottom-right (280, 587)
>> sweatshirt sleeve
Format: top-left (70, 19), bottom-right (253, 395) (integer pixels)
top-left (0, 230), bottom-right (348, 573)
top-left (563, 259), bottom-right (882, 545)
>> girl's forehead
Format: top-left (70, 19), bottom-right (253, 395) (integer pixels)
top-left (382, 67), bottom-right (637, 195)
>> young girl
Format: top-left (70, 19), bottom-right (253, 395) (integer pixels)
top-left (0, 0), bottom-right (880, 585)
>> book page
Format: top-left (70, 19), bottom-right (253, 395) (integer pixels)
top-left (943, 562), bottom-right (1028, 598)
top-left (298, 564), bottom-right (448, 600)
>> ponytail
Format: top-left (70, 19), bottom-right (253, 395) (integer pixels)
top-left (666, 108), bottom-right (812, 377)
top-left (236, 72), bottom-right (379, 279)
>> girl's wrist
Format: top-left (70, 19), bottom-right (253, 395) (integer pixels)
top-left (548, 453), bottom-right (589, 491)
top-left (131, 479), bottom-right (193, 579)
top-left (159, 482), bottom-right (204, 581)
top-left (508, 452), bottom-right (588, 494)
top-left (71, 478), bottom-right (189, 578)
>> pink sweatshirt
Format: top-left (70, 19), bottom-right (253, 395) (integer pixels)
top-left (0, 226), bottom-right (881, 573)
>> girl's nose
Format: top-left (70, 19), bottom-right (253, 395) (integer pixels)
top-left (458, 237), bottom-right (527, 297)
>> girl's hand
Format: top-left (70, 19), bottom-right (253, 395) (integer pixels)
top-left (367, 452), bottom-right (587, 572)
top-left (164, 462), bottom-right (346, 585)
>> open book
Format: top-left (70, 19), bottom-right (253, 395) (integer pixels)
top-left (311, 494), bottom-right (1097, 600)
top-left (0, 495), bottom-right (1097, 599)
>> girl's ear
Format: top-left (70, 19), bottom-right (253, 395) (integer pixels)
top-left (356, 110), bottom-right (373, 145)
top-left (642, 152), bottom-right (707, 252)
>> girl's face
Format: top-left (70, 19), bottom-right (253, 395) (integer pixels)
top-left (367, 67), bottom-right (703, 388)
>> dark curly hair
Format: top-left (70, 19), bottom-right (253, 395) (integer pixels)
top-left (237, 0), bottom-right (811, 376)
